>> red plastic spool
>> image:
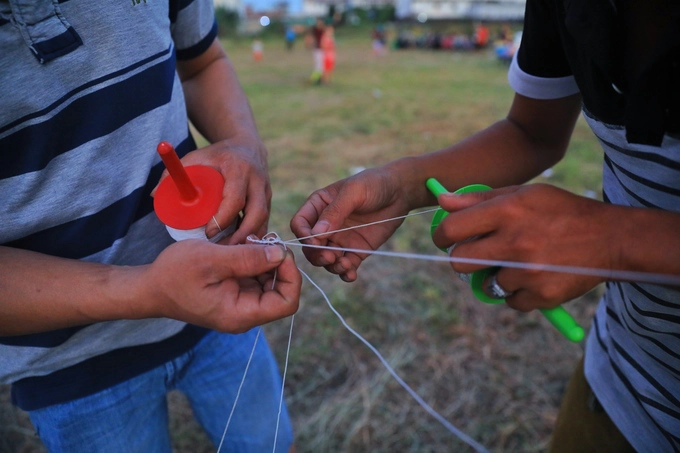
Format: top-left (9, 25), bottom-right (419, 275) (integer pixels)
top-left (153, 141), bottom-right (224, 230)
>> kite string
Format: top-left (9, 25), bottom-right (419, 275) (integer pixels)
top-left (283, 210), bottom-right (680, 286)
top-left (272, 314), bottom-right (295, 452)
top-left (291, 208), bottom-right (440, 243)
top-left (247, 228), bottom-right (489, 452)
top-left (297, 267), bottom-right (489, 453)
top-left (220, 233), bottom-right (293, 453)
top-left (216, 327), bottom-right (261, 453)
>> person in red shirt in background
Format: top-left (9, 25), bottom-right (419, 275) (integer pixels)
top-left (473, 22), bottom-right (490, 49)
top-left (321, 25), bottom-right (336, 84)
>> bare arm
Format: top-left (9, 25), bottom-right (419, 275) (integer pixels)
top-left (291, 93), bottom-right (583, 280)
top-left (0, 247), bottom-right (141, 335)
top-left (392, 92), bottom-right (583, 210)
top-left (292, 91), bottom-right (679, 307)
top-left (0, 243), bottom-right (300, 336)
top-left (173, 39), bottom-right (271, 244)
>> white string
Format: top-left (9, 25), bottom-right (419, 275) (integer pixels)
top-left (216, 327), bottom-right (261, 453)
top-left (217, 237), bottom-right (292, 453)
top-left (272, 314), bottom-right (295, 452)
top-left (284, 210), bottom-right (680, 287)
top-left (298, 267), bottom-right (489, 453)
top-left (287, 243), bottom-right (680, 286)
top-left (246, 229), bottom-right (488, 451)
top-left (248, 232), bottom-right (289, 289)
top-left (213, 216), bottom-right (223, 232)
top-left (292, 208), bottom-right (439, 243)
top-left (221, 209), bottom-right (678, 451)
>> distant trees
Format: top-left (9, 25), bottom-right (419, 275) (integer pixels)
top-left (215, 7), bottom-right (240, 37)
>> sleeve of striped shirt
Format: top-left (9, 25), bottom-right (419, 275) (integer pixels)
top-left (170, 0), bottom-right (218, 60)
top-left (508, 0), bottom-right (580, 100)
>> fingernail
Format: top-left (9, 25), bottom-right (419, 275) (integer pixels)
top-left (312, 221), bottom-right (330, 234)
top-left (265, 245), bottom-right (285, 262)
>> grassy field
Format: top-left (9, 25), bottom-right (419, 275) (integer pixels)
top-left (0, 25), bottom-right (605, 453)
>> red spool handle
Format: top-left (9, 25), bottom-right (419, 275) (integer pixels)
top-left (157, 141), bottom-right (199, 202)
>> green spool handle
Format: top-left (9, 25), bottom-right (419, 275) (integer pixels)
top-left (541, 307), bottom-right (585, 342)
top-left (425, 177), bottom-right (585, 343)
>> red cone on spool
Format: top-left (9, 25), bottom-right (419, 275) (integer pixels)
top-left (153, 141), bottom-right (224, 230)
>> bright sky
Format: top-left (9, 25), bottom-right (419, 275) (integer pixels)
top-left (244, 0), bottom-right (303, 14)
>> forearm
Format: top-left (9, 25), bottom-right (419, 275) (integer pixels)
top-left (179, 41), bottom-right (265, 163)
top-left (614, 206), bottom-right (680, 279)
top-left (387, 119), bottom-right (560, 209)
top-left (0, 247), bottom-right (147, 336)
top-left (385, 93), bottom-right (582, 210)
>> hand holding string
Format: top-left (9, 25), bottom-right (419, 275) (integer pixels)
top-left (433, 183), bottom-right (613, 311)
top-left (140, 240), bottom-right (300, 333)
top-left (290, 167), bottom-right (411, 282)
top-left (153, 140), bottom-right (272, 244)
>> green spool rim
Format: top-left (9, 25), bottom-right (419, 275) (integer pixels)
top-left (429, 183), bottom-right (497, 302)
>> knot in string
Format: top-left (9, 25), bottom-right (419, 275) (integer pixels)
top-left (247, 232), bottom-right (287, 290)
top-left (247, 232), bottom-right (288, 250)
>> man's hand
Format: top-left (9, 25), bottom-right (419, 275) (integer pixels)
top-left (0, 241), bottom-right (300, 336)
top-left (164, 141), bottom-right (272, 245)
top-left (291, 166), bottom-right (411, 282)
top-left (432, 184), bottom-right (615, 311)
top-left (141, 241), bottom-right (300, 333)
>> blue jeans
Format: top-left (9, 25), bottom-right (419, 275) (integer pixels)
top-left (28, 328), bottom-right (293, 453)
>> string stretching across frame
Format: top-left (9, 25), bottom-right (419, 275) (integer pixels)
top-left (219, 209), bottom-right (680, 452)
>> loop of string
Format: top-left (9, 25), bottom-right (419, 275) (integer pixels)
top-left (241, 224), bottom-right (489, 452)
top-left (249, 232), bottom-right (288, 289)
top-left (298, 267), bottom-right (489, 453)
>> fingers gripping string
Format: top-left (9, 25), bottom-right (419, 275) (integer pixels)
top-left (224, 209), bottom-right (679, 452)
top-left (242, 229), bottom-right (489, 451)
top-left (244, 232), bottom-right (292, 451)
top-left (248, 233), bottom-right (288, 289)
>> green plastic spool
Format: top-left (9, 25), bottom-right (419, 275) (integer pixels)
top-left (426, 178), bottom-right (585, 343)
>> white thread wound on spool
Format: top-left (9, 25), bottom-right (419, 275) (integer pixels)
top-left (166, 219), bottom-right (238, 243)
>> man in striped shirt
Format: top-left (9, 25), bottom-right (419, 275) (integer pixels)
top-left (291, 0), bottom-right (680, 450)
top-left (0, 0), bottom-right (300, 450)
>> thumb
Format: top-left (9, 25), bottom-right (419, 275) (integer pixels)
top-left (438, 191), bottom-right (487, 212)
top-left (310, 192), bottom-right (358, 237)
top-left (217, 244), bottom-right (286, 279)
top-left (439, 186), bottom-right (516, 212)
